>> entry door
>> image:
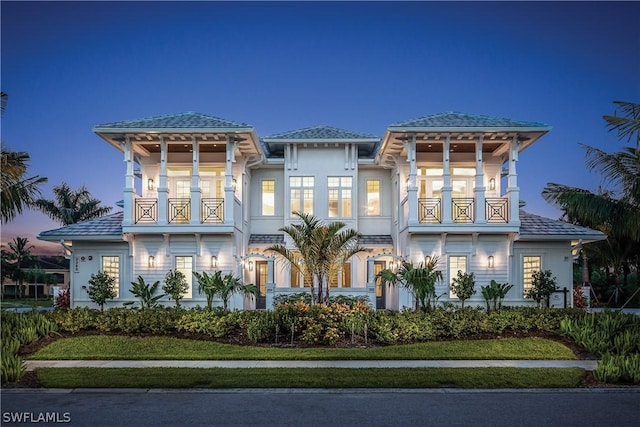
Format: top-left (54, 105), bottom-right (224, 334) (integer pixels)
top-left (256, 261), bottom-right (267, 309)
top-left (374, 261), bottom-right (386, 309)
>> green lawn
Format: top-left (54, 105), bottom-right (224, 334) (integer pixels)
top-left (35, 367), bottom-right (585, 389)
top-left (30, 335), bottom-right (577, 360)
top-left (1, 297), bottom-right (53, 309)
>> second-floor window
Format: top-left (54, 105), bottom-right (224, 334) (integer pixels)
top-left (328, 177), bottom-right (352, 218)
top-left (366, 180), bottom-right (380, 216)
top-left (261, 180), bottom-right (275, 216)
top-left (290, 176), bottom-right (314, 215)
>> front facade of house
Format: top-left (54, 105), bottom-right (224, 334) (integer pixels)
top-left (38, 112), bottom-right (605, 310)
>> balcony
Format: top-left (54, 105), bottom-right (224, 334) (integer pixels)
top-left (134, 198), bottom-right (224, 224)
top-left (418, 197), bottom-right (509, 224)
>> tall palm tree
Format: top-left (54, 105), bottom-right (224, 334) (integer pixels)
top-left (4, 237), bottom-right (36, 298)
top-left (542, 101), bottom-right (640, 294)
top-left (267, 211), bottom-right (365, 304)
top-left (35, 182), bottom-right (112, 225)
top-left (1, 146), bottom-right (48, 223)
top-left (376, 257), bottom-right (443, 312)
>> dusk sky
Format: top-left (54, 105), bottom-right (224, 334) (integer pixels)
top-left (1, 1), bottom-right (639, 254)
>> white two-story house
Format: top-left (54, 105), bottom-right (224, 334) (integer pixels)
top-left (38, 111), bottom-right (605, 310)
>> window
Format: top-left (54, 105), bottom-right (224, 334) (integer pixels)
top-left (175, 256), bottom-right (193, 298)
top-left (523, 256), bottom-right (541, 296)
top-left (262, 180), bottom-right (275, 216)
top-left (449, 255), bottom-right (467, 298)
top-left (290, 176), bottom-right (314, 215)
top-left (366, 180), bottom-right (380, 216)
top-left (290, 266), bottom-right (300, 288)
top-left (329, 262), bottom-right (351, 288)
top-left (328, 177), bottom-right (352, 218)
top-left (101, 256), bottom-right (120, 298)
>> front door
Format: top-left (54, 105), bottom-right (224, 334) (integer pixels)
top-left (374, 261), bottom-right (386, 309)
top-left (256, 261), bottom-right (267, 309)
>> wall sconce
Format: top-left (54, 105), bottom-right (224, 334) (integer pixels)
top-left (488, 256), bottom-right (494, 268)
top-left (148, 178), bottom-right (155, 191)
top-left (489, 178), bottom-right (495, 191)
top-left (248, 260), bottom-right (254, 271)
top-left (425, 255), bottom-right (432, 266)
top-left (148, 255), bottom-right (155, 268)
top-left (232, 178), bottom-right (238, 191)
top-left (211, 255), bottom-right (217, 269)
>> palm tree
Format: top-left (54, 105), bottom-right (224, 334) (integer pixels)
top-left (542, 101), bottom-right (640, 297)
top-left (4, 237), bottom-right (36, 298)
top-left (267, 211), bottom-right (365, 304)
top-left (193, 270), bottom-right (257, 310)
top-left (35, 182), bottom-right (112, 225)
top-left (376, 257), bottom-right (443, 312)
top-left (1, 146), bottom-right (48, 223)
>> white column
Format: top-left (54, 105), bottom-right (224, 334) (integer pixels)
top-left (474, 136), bottom-right (485, 223)
top-left (507, 135), bottom-right (521, 226)
top-left (265, 257), bottom-right (275, 310)
top-left (406, 135), bottom-right (418, 226)
top-left (224, 136), bottom-right (236, 224)
top-left (158, 138), bottom-right (168, 225)
top-left (442, 136), bottom-right (452, 224)
top-left (123, 137), bottom-right (135, 226)
top-left (190, 137), bottom-right (201, 224)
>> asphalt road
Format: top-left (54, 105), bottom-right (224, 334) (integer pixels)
top-left (2, 388), bottom-right (639, 427)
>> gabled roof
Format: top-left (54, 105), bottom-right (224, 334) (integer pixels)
top-left (519, 211), bottom-right (606, 242)
top-left (38, 212), bottom-right (124, 242)
top-left (263, 126), bottom-right (379, 141)
top-left (93, 112), bottom-right (251, 132)
top-left (389, 112), bottom-right (549, 130)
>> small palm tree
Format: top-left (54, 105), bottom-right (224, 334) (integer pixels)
top-left (267, 211), bottom-right (365, 304)
top-left (4, 237), bottom-right (36, 298)
top-left (193, 270), bottom-right (256, 311)
top-left (377, 257), bottom-right (443, 312)
top-left (35, 182), bottom-right (111, 226)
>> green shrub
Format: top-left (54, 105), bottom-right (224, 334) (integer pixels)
top-left (163, 269), bottom-right (188, 308)
top-left (560, 311), bottom-right (640, 356)
top-left (86, 271), bottom-right (117, 311)
top-left (450, 271), bottom-right (476, 308)
top-left (1, 352), bottom-right (26, 384)
top-left (47, 307), bottom-right (99, 333)
top-left (176, 310), bottom-right (238, 338)
top-left (525, 270), bottom-right (557, 308)
top-left (273, 292), bottom-right (312, 306)
top-left (123, 276), bottom-right (165, 309)
top-left (595, 353), bottom-right (640, 384)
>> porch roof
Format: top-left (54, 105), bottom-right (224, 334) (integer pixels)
top-left (249, 234), bottom-right (285, 245)
top-left (38, 212), bottom-right (124, 242)
top-left (519, 211), bottom-right (606, 243)
top-left (359, 235), bottom-right (394, 245)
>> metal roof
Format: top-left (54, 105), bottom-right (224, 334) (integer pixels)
top-left (263, 126), bottom-right (379, 141)
top-left (389, 112), bottom-right (550, 130)
top-left (359, 235), bottom-right (394, 245)
top-left (38, 212), bottom-right (124, 241)
top-left (248, 234), bottom-right (285, 245)
top-left (94, 112), bottom-right (251, 131)
top-left (519, 211), bottom-right (606, 241)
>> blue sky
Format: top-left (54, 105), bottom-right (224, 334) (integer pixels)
top-left (2, 1), bottom-right (639, 254)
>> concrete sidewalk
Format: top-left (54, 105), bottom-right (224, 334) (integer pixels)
top-left (25, 359), bottom-right (598, 371)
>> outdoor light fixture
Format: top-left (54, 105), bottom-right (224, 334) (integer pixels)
top-left (232, 178), bottom-right (238, 191)
top-left (249, 260), bottom-right (254, 271)
top-left (148, 178), bottom-right (155, 191)
top-left (211, 256), bottom-right (217, 269)
top-left (148, 255), bottom-right (155, 268)
top-left (488, 256), bottom-right (494, 268)
top-left (489, 178), bottom-right (495, 191)
top-left (425, 255), bottom-right (432, 265)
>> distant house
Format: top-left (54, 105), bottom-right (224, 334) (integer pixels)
top-left (38, 112), bottom-right (605, 310)
top-left (2, 256), bottom-right (70, 298)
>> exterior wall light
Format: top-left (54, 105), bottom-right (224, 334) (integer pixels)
top-left (489, 178), bottom-right (495, 191)
top-left (488, 256), bottom-right (494, 268)
top-left (148, 178), bottom-right (155, 191)
top-left (211, 255), bottom-right (218, 269)
top-left (425, 255), bottom-right (432, 266)
top-left (148, 255), bottom-right (155, 268)
top-left (249, 260), bottom-right (254, 271)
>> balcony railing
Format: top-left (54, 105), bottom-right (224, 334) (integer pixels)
top-left (134, 198), bottom-right (158, 224)
top-left (133, 198), bottom-right (225, 225)
top-left (486, 198), bottom-right (509, 223)
top-left (417, 197), bottom-right (509, 224)
top-left (418, 198), bottom-right (441, 223)
top-left (201, 198), bottom-right (224, 224)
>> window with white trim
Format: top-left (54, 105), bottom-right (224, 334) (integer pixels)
top-left (449, 255), bottom-right (467, 298)
top-left (175, 256), bottom-right (193, 298)
top-left (523, 256), bottom-right (541, 296)
top-left (101, 256), bottom-right (120, 298)
top-left (261, 180), bottom-right (275, 216)
top-left (290, 176), bottom-right (314, 215)
top-left (366, 180), bottom-right (380, 216)
top-left (328, 177), bottom-right (352, 218)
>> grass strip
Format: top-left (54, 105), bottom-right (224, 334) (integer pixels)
top-left (30, 336), bottom-right (576, 361)
top-left (35, 367), bottom-right (585, 389)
